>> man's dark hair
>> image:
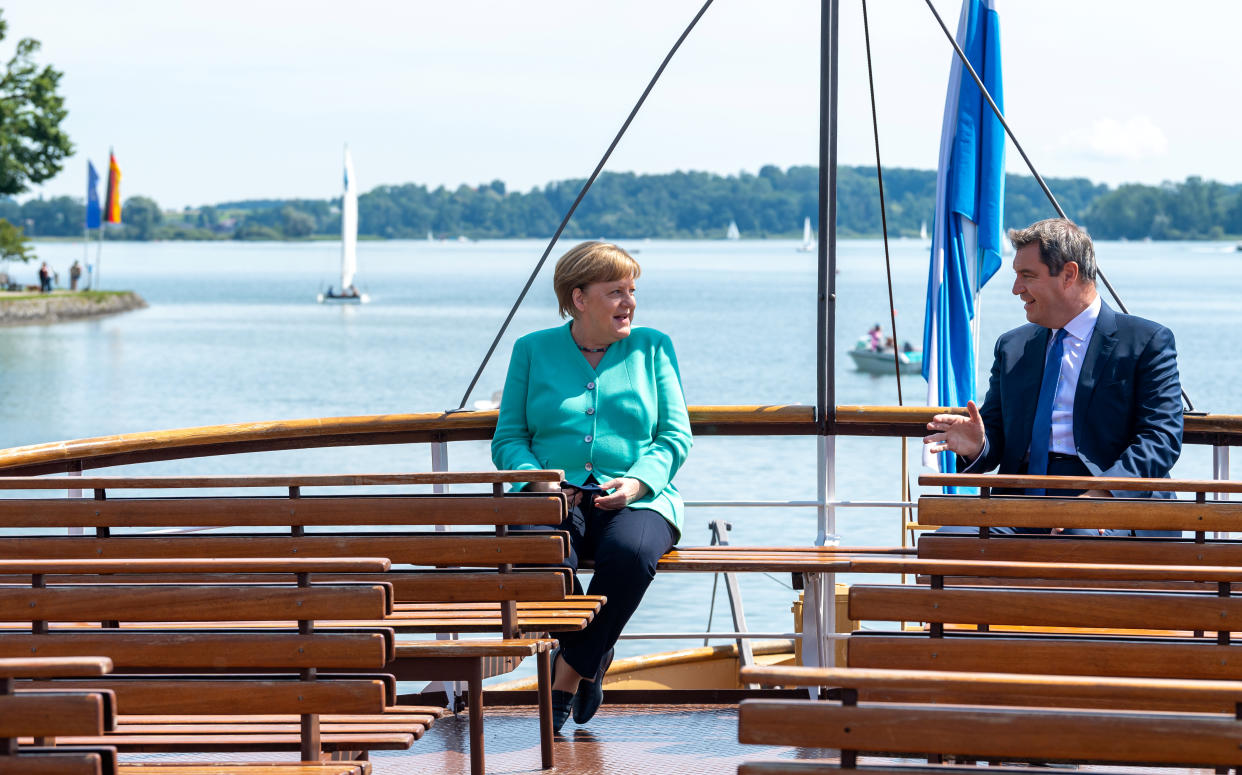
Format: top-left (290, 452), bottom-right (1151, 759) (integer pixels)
top-left (1007, 218), bottom-right (1097, 282)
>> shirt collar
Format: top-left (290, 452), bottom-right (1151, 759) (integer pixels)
top-left (1059, 294), bottom-right (1101, 342)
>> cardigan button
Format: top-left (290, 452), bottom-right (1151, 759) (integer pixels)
top-left (584, 435), bottom-right (593, 443)
top-left (586, 408), bottom-right (595, 415)
top-left (586, 382), bottom-right (595, 390)
top-left (585, 463), bottom-right (593, 471)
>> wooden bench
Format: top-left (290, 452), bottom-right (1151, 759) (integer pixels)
top-left (0, 471), bottom-right (595, 774)
top-left (0, 556), bottom-right (422, 768)
top-left (0, 656), bottom-right (117, 775)
top-left (0, 656), bottom-right (374, 775)
top-left (840, 552), bottom-right (1242, 683)
top-left (910, 476), bottom-right (1242, 598)
top-left (738, 665), bottom-right (1242, 773)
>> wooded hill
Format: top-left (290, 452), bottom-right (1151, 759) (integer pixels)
top-left (9, 165), bottom-right (1242, 242)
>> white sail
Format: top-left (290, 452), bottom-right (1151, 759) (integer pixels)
top-left (726, 220), bottom-right (740, 240)
top-left (340, 147), bottom-right (358, 292)
top-left (802, 217), bottom-right (813, 248)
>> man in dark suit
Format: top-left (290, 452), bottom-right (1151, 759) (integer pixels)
top-left (924, 218), bottom-right (1182, 535)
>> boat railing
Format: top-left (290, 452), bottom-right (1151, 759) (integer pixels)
top-left (1, 404), bottom-right (1238, 659)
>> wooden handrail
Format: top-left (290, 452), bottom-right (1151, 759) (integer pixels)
top-left (0, 403), bottom-right (1237, 476)
top-left (0, 471), bottom-right (563, 489)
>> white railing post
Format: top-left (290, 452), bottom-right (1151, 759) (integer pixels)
top-left (428, 440), bottom-right (463, 710)
top-left (1213, 444), bottom-right (1232, 539)
top-left (68, 462), bottom-right (85, 536)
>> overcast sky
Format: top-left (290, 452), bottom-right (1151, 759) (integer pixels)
top-left (6, 0), bottom-right (1238, 210)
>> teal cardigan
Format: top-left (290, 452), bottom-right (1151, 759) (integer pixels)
top-left (491, 322), bottom-right (693, 537)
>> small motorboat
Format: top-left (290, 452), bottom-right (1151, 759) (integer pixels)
top-left (848, 339), bottom-right (922, 375)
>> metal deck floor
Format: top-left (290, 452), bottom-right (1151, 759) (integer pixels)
top-left (370, 702), bottom-right (811, 774)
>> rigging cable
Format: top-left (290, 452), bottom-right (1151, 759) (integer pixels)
top-left (861, 0), bottom-right (914, 552)
top-left (456, 0), bottom-right (717, 410)
top-left (920, 0), bottom-right (1193, 412)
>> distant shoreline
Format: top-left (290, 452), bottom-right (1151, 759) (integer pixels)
top-left (0, 290), bottom-right (147, 327)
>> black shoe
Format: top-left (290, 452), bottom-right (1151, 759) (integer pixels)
top-left (572, 647), bottom-right (614, 725)
top-left (550, 647), bottom-right (576, 733)
top-left (551, 689), bottom-right (575, 733)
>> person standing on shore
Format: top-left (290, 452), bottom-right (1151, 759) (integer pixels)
top-left (70, 261), bottom-right (82, 291)
top-left (38, 262), bottom-right (51, 293)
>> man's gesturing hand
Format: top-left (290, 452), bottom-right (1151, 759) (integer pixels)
top-left (923, 400), bottom-right (986, 461)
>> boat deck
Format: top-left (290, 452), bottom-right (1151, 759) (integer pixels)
top-left (373, 702), bottom-right (798, 774)
top-left (119, 703), bottom-right (816, 774)
top-left (95, 701), bottom-right (1223, 774)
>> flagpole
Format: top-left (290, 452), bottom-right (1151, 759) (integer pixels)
top-left (95, 228), bottom-right (103, 290)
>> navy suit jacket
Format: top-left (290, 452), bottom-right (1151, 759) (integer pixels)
top-left (961, 302), bottom-right (1183, 498)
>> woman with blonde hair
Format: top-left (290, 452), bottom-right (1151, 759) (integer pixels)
top-left (492, 240), bottom-right (692, 731)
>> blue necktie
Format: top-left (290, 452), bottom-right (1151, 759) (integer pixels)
top-left (1026, 328), bottom-right (1068, 495)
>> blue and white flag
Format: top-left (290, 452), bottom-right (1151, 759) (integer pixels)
top-left (85, 160), bottom-right (101, 230)
top-left (922, 0), bottom-right (1005, 474)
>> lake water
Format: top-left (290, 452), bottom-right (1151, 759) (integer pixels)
top-left (1, 237), bottom-right (1238, 666)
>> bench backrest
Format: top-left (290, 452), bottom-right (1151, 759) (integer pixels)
top-left (0, 657), bottom-right (118, 775)
top-left (0, 559), bottom-right (396, 760)
top-left (845, 556), bottom-right (1242, 683)
top-left (0, 471), bottom-right (571, 640)
top-left (739, 666), bottom-right (1242, 768)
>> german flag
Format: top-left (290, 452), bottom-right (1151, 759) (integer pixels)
top-left (103, 150), bottom-right (122, 224)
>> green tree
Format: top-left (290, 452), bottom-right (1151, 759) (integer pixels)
top-left (0, 11), bottom-right (73, 261)
top-left (280, 207), bottom-right (315, 238)
top-left (0, 218), bottom-right (33, 263)
top-left (120, 196), bottom-right (162, 240)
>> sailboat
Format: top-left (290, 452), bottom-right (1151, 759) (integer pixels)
top-left (797, 217), bottom-right (814, 252)
top-left (725, 220), bottom-right (740, 240)
top-left (919, 220), bottom-right (928, 240)
top-left (318, 146), bottom-right (369, 304)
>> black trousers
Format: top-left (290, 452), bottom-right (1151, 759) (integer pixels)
top-left (516, 496), bottom-right (675, 681)
top-left (934, 454), bottom-right (1180, 537)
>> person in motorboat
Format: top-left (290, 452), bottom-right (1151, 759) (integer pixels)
top-left (492, 241), bottom-right (692, 732)
top-left (923, 218), bottom-right (1182, 535)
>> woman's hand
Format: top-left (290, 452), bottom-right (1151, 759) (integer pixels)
top-left (593, 477), bottom-right (647, 510)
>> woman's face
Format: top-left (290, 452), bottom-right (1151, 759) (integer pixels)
top-left (573, 275), bottom-right (637, 343)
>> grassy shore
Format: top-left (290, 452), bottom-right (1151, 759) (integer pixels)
top-left (0, 289), bottom-right (133, 303)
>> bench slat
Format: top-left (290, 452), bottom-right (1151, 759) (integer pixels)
top-left (919, 535), bottom-right (1242, 565)
top-left (0, 534), bottom-right (567, 566)
top-left (848, 634), bottom-right (1242, 681)
top-left (0, 656), bottom-right (112, 678)
top-left (739, 700), bottom-right (1242, 766)
top-left (44, 732), bottom-right (414, 753)
top-left (0, 692), bottom-right (108, 736)
top-left (852, 556), bottom-right (1242, 582)
top-left (0, 585), bottom-right (389, 622)
top-left (117, 767), bottom-right (366, 775)
top-left (0, 559), bottom-right (389, 575)
top-left (3, 573), bottom-right (572, 604)
top-left (918, 494), bottom-right (1241, 531)
top-left (116, 766), bottom-right (368, 775)
top-left (849, 585), bottom-right (1242, 631)
top-left (742, 664), bottom-right (1242, 713)
top-left (0, 496), bottom-right (562, 528)
top-left (0, 751), bottom-right (108, 775)
top-left (919, 473), bottom-right (1242, 494)
top-left (0, 632), bottom-right (389, 669)
top-left (39, 679), bottom-right (386, 715)
top-left (740, 764), bottom-right (1106, 775)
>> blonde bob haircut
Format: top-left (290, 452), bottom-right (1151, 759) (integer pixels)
top-left (553, 241), bottom-right (641, 319)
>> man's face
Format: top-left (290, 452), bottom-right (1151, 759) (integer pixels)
top-left (1011, 243), bottom-right (1077, 329)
